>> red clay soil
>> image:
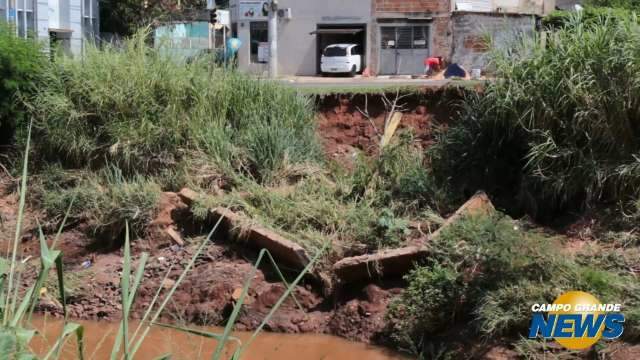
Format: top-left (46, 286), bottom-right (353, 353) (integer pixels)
top-left (316, 93), bottom-right (453, 166)
top-left (31, 237), bottom-right (399, 340)
top-left (0, 182), bottom-right (397, 345)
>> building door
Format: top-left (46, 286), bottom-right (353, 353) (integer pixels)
top-left (379, 25), bottom-right (430, 75)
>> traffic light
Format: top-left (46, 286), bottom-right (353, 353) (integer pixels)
top-left (209, 9), bottom-right (218, 24)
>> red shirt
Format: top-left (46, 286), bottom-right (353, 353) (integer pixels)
top-left (425, 57), bottom-right (441, 67)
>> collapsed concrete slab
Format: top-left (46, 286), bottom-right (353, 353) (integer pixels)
top-left (333, 246), bottom-right (429, 283)
top-left (169, 188), bottom-right (312, 270)
top-left (332, 191), bottom-right (495, 284)
top-left (177, 187), bottom-right (199, 206)
top-left (428, 191), bottom-right (495, 240)
top-left (209, 207), bottom-right (311, 270)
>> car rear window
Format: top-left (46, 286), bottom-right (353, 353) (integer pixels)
top-left (323, 47), bottom-right (347, 57)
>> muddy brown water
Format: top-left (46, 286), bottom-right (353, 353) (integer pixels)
top-left (29, 316), bottom-right (411, 359)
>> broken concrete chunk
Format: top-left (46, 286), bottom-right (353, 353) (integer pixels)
top-left (149, 192), bottom-right (190, 246)
top-left (177, 187), bottom-right (199, 206)
top-left (210, 207), bottom-right (311, 270)
top-left (332, 246), bottom-right (429, 283)
top-left (428, 191), bottom-right (494, 240)
top-left (165, 226), bottom-right (185, 246)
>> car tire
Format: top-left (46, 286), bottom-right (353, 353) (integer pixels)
top-left (349, 65), bottom-right (357, 77)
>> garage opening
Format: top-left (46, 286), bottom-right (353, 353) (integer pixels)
top-left (311, 24), bottom-right (366, 75)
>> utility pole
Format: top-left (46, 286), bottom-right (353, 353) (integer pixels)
top-left (268, 0), bottom-right (278, 78)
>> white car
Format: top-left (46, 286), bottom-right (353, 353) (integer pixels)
top-left (320, 44), bottom-right (362, 76)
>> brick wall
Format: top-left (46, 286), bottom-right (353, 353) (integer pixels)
top-left (370, 0), bottom-right (453, 74)
top-left (374, 0), bottom-right (450, 13)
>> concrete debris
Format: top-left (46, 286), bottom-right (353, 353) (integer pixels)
top-left (333, 246), bottom-right (429, 283)
top-left (177, 187), bottom-right (199, 206)
top-left (165, 226), bottom-right (185, 246)
top-left (428, 191), bottom-right (495, 240)
top-left (333, 191), bottom-right (495, 284)
top-left (210, 207), bottom-right (311, 270)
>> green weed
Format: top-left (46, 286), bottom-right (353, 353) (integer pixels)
top-left (431, 12), bottom-right (640, 220)
top-left (40, 166), bottom-right (161, 243)
top-left (387, 214), bottom-right (640, 357)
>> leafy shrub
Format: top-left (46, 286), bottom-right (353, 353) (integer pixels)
top-left (583, 0), bottom-right (640, 10)
top-left (387, 264), bottom-right (464, 352)
top-left (350, 133), bottom-right (447, 214)
top-left (387, 214), bottom-right (640, 356)
top-left (25, 32), bottom-right (320, 182)
top-left (432, 13), bottom-right (640, 220)
top-left (375, 208), bottom-right (410, 248)
top-left (0, 24), bottom-right (44, 145)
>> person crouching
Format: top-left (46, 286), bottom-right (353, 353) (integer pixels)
top-left (424, 56), bottom-right (443, 76)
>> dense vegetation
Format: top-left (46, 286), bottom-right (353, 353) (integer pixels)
top-left (387, 214), bottom-right (640, 358)
top-left (584, 0), bottom-right (640, 10)
top-left (27, 34), bottom-right (320, 180)
top-left (19, 32), bottom-right (321, 236)
top-left (431, 13), bottom-right (640, 221)
top-left (385, 11), bottom-right (640, 358)
top-left (0, 24), bottom-right (44, 145)
top-left (100, 0), bottom-right (207, 36)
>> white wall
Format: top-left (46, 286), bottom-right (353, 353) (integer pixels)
top-left (68, 0), bottom-right (81, 54)
top-left (454, 0), bottom-right (553, 14)
top-left (33, 0), bottom-right (96, 56)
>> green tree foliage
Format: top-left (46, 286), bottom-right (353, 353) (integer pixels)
top-left (0, 24), bottom-right (44, 145)
top-left (100, 0), bottom-right (207, 36)
top-left (431, 13), bottom-right (640, 220)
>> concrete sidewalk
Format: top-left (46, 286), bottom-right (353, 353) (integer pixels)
top-left (279, 75), bottom-right (453, 89)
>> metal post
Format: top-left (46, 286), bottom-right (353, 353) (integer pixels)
top-left (214, 26), bottom-right (217, 49)
top-left (209, 23), bottom-right (213, 50)
top-left (223, 26), bottom-right (226, 58)
top-left (268, 1), bottom-right (278, 78)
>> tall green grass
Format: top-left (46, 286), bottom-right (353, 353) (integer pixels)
top-left (39, 165), bottom-right (161, 242)
top-left (24, 31), bottom-right (321, 183)
top-left (431, 12), bottom-right (640, 219)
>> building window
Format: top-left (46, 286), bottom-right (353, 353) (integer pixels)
top-left (16, 0), bottom-right (36, 38)
top-left (83, 0), bottom-right (98, 42)
top-left (380, 26), bottom-right (430, 50)
top-left (250, 21), bottom-right (268, 63)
